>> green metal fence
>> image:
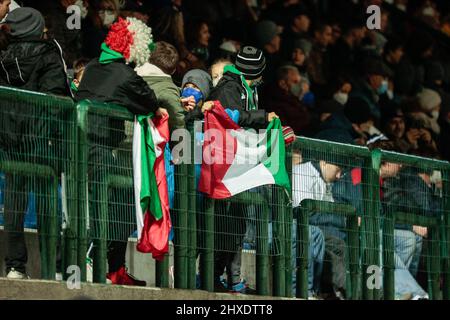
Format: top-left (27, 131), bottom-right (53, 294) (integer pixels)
top-left (0, 86), bottom-right (77, 280)
top-left (1, 86), bottom-right (450, 300)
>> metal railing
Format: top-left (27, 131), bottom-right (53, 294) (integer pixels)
top-left (1, 86), bottom-right (449, 299)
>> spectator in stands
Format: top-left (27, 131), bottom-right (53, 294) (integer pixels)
top-left (210, 58), bottom-right (232, 88)
top-left (424, 61), bottom-right (450, 100)
top-left (121, 0), bottom-right (150, 24)
top-left (71, 57), bottom-right (90, 92)
top-left (330, 21), bottom-right (366, 77)
top-left (383, 38), bottom-right (405, 79)
top-left (181, 69), bottom-right (212, 124)
top-left (202, 46), bottom-right (278, 293)
top-left (331, 77), bottom-right (352, 106)
top-left (375, 142), bottom-right (429, 300)
top-left (254, 20), bottom-right (283, 84)
top-left (0, 7), bottom-right (70, 95)
top-left (316, 97), bottom-right (382, 146)
top-left (152, 5), bottom-right (203, 83)
top-left (306, 23), bottom-right (333, 98)
top-left (82, 0), bottom-right (120, 59)
top-left (289, 38), bottom-right (312, 77)
top-left (206, 46), bottom-right (278, 128)
top-left (43, 0), bottom-right (87, 67)
top-left (75, 17), bottom-right (166, 286)
top-left (261, 65), bottom-right (312, 135)
top-left (292, 142), bottom-right (346, 299)
top-left (316, 99), bottom-right (345, 124)
top-left (351, 58), bottom-right (393, 122)
top-left (403, 114), bottom-right (439, 156)
top-left (281, 7), bottom-right (311, 59)
top-left (1, 7), bottom-right (71, 280)
top-left (412, 88), bottom-right (441, 136)
top-left (336, 140), bottom-right (429, 299)
top-left (382, 107), bottom-right (412, 153)
top-left (136, 41), bottom-right (185, 131)
top-left (186, 19), bottom-right (211, 68)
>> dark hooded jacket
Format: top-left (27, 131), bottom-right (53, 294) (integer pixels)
top-left (0, 39), bottom-right (70, 95)
top-left (0, 39), bottom-right (71, 149)
top-left (209, 69), bottom-right (267, 129)
top-left (315, 111), bottom-right (355, 144)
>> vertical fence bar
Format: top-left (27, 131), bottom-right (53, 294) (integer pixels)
top-left (156, 256), bottom-right (169, 288)
top-left (383, 210), bottom-right (395, 300)
top-left (348, 215), bottom-right (360, 299)
top-left (296, 208), bottom-right (309, 299)
top-left (429, 228), bottom-right (441, 299)
top-left (200, 197), bottom-right (214, 292)
top-left (63, 107), bottom-right (79, 278)
top-left (256, 198), bottom-right (270, 296)
top-left (272, 187), bottom-right (285, 297)
top-left (93, 181), bottom-right (108, 283)
top-left (284, 147), bottom-right (293, 298)
top-left (284, 204), bottom-right (293, 298)
top-left (174, 163), bottom-right (188, 289)
top-left (186, 148), bottom-right (197, 289)
top-left (46, 177), bottom-right (59, 279)
top-left (444, 169), bottom-right (450, 300)
top-left (361, 151), bottom-right (381, 300)
top-left (76, 102), bottom-right (89, 282)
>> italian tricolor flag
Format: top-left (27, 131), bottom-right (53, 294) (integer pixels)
top-left (133, 114), bottom-right (171, 261)
top-left (199, 102), bottom-right (290, 199)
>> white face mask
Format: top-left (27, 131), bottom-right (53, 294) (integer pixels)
top-left (75, 0), bottom-right (88, 19)
top-left (431, 111), bottom-right (440, 120)
top-left (396, 4), bottom-right (407, 12)
top-left (423, 6), bottom-right (435, 17)
top-left (333, 92), bottom-right (348, 105)
top-left (100, 10), bottom-right (116, 27)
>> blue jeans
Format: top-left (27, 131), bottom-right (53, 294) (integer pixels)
top-left (292, 221), bottom-right (325, 296)
top-left (394, 229), bottom-right (427, 298)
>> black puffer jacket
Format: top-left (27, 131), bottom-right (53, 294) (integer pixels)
top-left (0, 39), bottom-right (70, 150)
top-left (75, 60), bottom-right (158, 147)
top-left (0, 39), bottom-right (70, 95)
top-left (209, 71), bottom-right (267, 129)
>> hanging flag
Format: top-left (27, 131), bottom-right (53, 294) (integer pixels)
top-left (199, 101), bottom-right (290, 199)
top-left (133, 114), bottom-right (171, 260)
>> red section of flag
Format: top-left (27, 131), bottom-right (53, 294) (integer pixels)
top-left (198, 101), bottom-right (240, 199)
top-left (136, 115), bottom-right (172, 261)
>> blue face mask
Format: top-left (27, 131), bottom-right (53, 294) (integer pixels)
top-left (377, 80), bottom-right (389, 95)
top-left (181, 87), bottom-right (204, 105)
top-left (302, 92), bottom-right (315, 107)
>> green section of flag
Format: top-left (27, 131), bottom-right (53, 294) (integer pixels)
top-left (137, 115), bottom-right (163, 221)
top-left (262, 118), bottom-right (291, 192)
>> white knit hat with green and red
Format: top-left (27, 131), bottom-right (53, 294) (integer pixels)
top-left (99, 17), bottom-right (155, 67)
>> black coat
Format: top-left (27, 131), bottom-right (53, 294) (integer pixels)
top-left (209, 71), bottom-right (267, 129)
top-left (0, 39), bottom-right (70, 95)
top-left (0, 39), bottom-right (70, 149)
top-left (75, 60), bottom-right (158, 146)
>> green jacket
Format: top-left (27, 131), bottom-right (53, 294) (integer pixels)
top-left (135, 63), bottom-right (185, 131)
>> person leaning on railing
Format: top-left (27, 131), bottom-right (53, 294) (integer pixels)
top-left (0, 7), bottom-right (71, 280)
top-left (74, 17), bottom-right (167, 286)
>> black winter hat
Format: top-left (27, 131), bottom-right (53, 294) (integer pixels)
top-left (235, 46), bottom-right (266, 80)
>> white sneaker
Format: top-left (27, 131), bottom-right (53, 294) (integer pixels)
top-left (6, 268), bottom-right (28, 280)
top-left (412, 294), bottom-right (429, 300)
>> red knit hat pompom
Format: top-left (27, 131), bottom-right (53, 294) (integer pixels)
top-left (105, 18), bottom-right (134, 60)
